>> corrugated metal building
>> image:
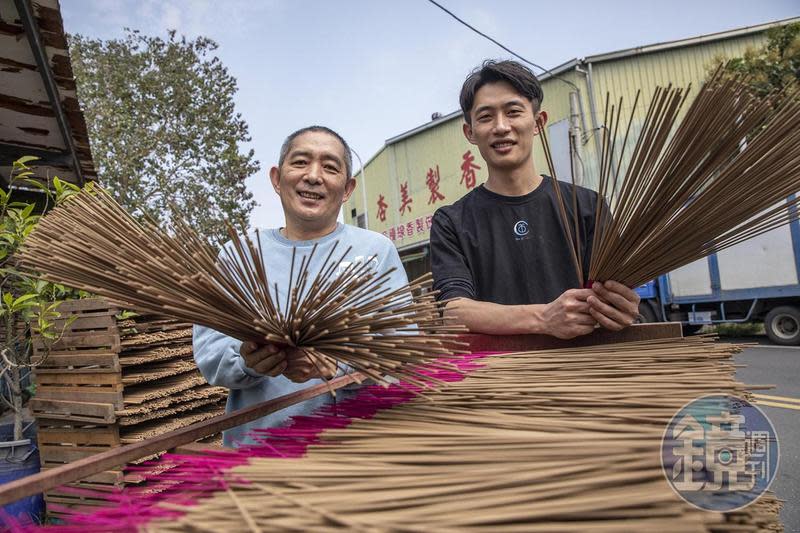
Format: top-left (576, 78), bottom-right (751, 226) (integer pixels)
top-left (344, 17), bottom-right (799, 278)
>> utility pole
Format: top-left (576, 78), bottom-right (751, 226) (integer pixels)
top-left (569, 91), bottom-right (584, 187)
top-left (352, 149), bottom-right (369, 230)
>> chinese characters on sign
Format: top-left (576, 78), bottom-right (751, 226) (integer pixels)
top-left (399, 182), bottom-right (413, 214)
top-left (382, 215), bottom-right (433, 243)
top-left (661, 395), bottom-right (779, 512)
top-left (376, 194), bottom-right (388, 222)
top-left (372, 155), bottom-right (484, 242)
top-left (426, 165), bottom-right (445, 204)
top-left (460, 150), bottom-right (480, 189)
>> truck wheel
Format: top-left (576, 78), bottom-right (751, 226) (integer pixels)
top-left (637, 302), bottom-right (659, 323)
top-left (764, 306), bottom-right (800, 346)
top-left (682, 324), bottom-right (703, 336)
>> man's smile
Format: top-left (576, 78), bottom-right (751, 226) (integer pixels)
top-left (491, 139), bottom-right (516, 153)
top-left (297, 190), bottom-right (325, 200)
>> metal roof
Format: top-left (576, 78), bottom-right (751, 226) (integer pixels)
top-left (0, 0), bottom-right (96, 189)
top-left (378, 16), bottom-right (800, 151)
top-left (582, 16), bottom-right (799, 65)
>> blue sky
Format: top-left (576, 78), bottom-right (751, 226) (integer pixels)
top-left (61, 0), bottom-right (799, 230)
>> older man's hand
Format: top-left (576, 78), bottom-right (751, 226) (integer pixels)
top-left (283, 349), bottom-right (338, 383)
top-left (239, 341), bottom-right (287, 377)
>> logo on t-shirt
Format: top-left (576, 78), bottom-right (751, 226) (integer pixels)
top-left (513, 220), bottom-right (530, 238)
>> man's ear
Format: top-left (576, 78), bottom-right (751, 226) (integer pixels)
top-left (269, 166), bottom-right (281, 194)
top-left (342, 177), bottom-right (357, 204)
top-left (463, 122), bottom-right (477, 145)
top-left (534, 111), bottom-right (548, 135)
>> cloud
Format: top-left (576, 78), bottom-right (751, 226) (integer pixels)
top-left (160, 3), bottom-right (184, 33)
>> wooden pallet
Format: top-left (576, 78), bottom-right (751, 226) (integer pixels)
top-left (29, 298), bottom-right (226, 514)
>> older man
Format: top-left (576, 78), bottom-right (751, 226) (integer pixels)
top-left (194, 126), bottom-right (407, 446)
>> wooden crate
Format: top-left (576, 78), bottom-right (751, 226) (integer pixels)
top-left (32, 299), bottom-right (124, 408)
top-left (30, 298), bottom-right (227, 514)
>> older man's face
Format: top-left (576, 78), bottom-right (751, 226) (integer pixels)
top-left (270, 131), bottom-right (355, 231)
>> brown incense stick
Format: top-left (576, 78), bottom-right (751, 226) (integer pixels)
top-left (543, 67), bottom-right (800, 288)
top-left (15, 187), bottom-right (465, 384)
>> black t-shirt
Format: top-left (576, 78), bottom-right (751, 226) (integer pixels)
top-left (431, 177), bottom-right (598, 305)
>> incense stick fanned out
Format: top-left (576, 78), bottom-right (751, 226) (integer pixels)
top-left (127, 336), bottom-right (780, 532)
top-left (14, 187), bottom-right (465, 385)
top-left (543, 67), bottom-right (800, 288)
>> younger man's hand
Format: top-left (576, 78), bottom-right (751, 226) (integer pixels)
top-left (539, 288), bottom-right (597, 339)
top-left (239, 341), bottom-right (287, 377)
top-left (587, 281), bottom-right (641, 331)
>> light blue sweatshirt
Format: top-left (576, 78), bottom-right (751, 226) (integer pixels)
top-left (193, 223), bottom-right (409, 447)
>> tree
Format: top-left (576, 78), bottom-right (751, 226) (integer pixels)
top-left (718, 22), bottom-right (800, 95)
top-left (69, 30), bottom-right (259, 242)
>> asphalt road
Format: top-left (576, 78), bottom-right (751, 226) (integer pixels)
top-left (730, 337), bottom-right (800, 532)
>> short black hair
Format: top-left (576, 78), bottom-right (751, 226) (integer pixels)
top-left (278, 125), bottom-right (353, 178)
top-left (460, 60), bottom-right (544, 125)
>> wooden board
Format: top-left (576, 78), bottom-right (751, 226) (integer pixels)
top-left (39, 469), bottom-right (125, 487)
top-left (54, 314), bottom-right (117, 332)
top-left (34, 370), bottom-right (122, 386)
top-left (33, 332), bottom-right (120, 353)
top-left (30, 398), bottom-right (116, 423)
top-left (53, 298), bottom-right (120, 315)
top-left (40, 445), bottom-right (118, 464)
top-left (458, 322), bottom-right (683, 352)
top-left (38, 425), bottom-right (120, 447)
top-left (35, 351), bottom-right (120, 370)
top-left (34, 386), bottom-right (124, 409)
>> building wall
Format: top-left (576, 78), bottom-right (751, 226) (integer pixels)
top-left (345, 23), bottom-right (784, 253)
top-left (349, 114), bottom-right (491, 250)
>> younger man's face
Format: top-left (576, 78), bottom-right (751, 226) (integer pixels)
top-left (463, 80), bottom-right (542, 173)
top-left (270, 131), bottom-right (355, 229)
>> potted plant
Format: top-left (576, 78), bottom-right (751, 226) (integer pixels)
top-left (0, 157), bottom-right (83, 523)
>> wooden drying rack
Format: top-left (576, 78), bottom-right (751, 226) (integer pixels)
top-left (0, 323), bottom-right (682, 507)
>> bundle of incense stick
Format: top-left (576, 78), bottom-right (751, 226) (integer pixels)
top-left (55, 336), bottom-right (775, 531)
top-left (14, 187), bottom-right (464, 385)
top-left (540, 67), bottom-right (800, 288)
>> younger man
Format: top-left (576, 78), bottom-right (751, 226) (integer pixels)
top-left (431, 60), bottom-right (640, 338)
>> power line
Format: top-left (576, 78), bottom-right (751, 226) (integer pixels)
top-left (426, 0), bottom-right (579, 90)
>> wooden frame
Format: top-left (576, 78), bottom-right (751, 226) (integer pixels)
top-left (0, 322), bottom-right (682, 508)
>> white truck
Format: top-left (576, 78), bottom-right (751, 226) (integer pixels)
top-left (636, 209), bottom-right (800, 345)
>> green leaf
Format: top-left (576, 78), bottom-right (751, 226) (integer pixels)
top-left (20, 203), bottom-right (35, 219)
top-left (22, 179), bottom-right (51, 195)
top-left (13, 294), bottom-right (39, 307)
top-left (14, 155), bottom-right (40, 166)
top-left (2, 292), bottom-right (13, 308)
